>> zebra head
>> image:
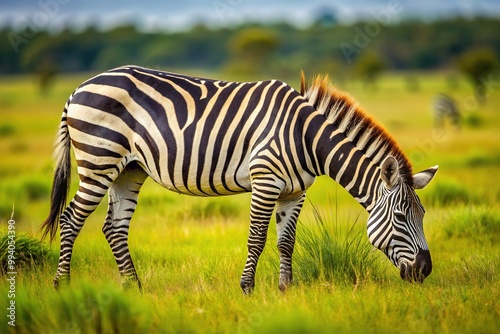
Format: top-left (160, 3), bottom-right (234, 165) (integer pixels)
top-left (367, 156), bottom-right (438, 283)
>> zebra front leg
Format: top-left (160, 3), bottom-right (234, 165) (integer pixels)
top-left (240, 178), bottom-right (282, 294)
top-left (103, 163), bottom-right (148, 290)
top-left (276, 193), bottom-right (305, 291)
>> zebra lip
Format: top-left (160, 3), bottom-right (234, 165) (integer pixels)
top-left (400, 262), bottom-right (425, 283)
top-left (399, 262), bottom-right (409, 280)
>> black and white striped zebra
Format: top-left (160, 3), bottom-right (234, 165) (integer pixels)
top-left (433, 93), bottom-right (461, 128)
top-left (41, 66), bottom-right (438, 293)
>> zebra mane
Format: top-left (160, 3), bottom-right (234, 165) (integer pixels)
top-left (301, 73), bottom-right (414, 186)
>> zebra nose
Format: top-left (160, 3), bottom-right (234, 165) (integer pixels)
top-left (415, 249), bottom-right (432, 279)
top-left (400, 249), bottom-right (432, 283)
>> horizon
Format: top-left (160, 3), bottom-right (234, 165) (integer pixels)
top-left (1, 0), bottom-right (499, 32)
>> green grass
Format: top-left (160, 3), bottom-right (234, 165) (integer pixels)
top-left (0, 71), bottom-right (499, 333)
top-left (440, 205), bottom-right (500, 242)
top-left (0, 233), bottom-right (53, 275)
top-left (422, 179), bottom-right (478, 206)
top-left (293, 205), bottom-right (384, 285)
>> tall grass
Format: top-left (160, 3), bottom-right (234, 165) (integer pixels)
top-left (449, 254), bottom-right (500, 285)
top-left (10, 282), bottom-right (152, 334)
top-left (0, 232), bottom-right (54, 274)
top-left (440, 205), bottom-right (500, 243)
top-left (294, 204), bottom-right (383, 285)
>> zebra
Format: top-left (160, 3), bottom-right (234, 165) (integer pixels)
top-left (41, 66), bottom-right (438, 293)
top-left (432, 93), bottom-right (461, 128)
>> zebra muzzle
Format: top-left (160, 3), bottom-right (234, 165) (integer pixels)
top-left (399, 262), bottom-right (424, 283)
top-left (399, 250), bottom-right (432, 283)
top-left (400, 262), bottom-right (409, 280)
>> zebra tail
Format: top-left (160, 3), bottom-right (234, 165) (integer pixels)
top-left (40, 103), bottom-right (72, 244)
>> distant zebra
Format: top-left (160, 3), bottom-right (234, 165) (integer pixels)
top-left (41, 66), bottom-right (438, 293)
top-left (433, 93), bottom-right (461, 128)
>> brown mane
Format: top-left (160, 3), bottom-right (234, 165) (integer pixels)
top-left (301, 74), bottom-right (414, 186)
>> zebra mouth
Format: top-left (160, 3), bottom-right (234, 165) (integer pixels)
top-left (399, 262), bottom-right (425, 283)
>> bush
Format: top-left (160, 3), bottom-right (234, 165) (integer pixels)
top-left (21, 178), bottom-right (50, 201)
top-left (441, 206), bottom-right (500, 243)
top-left (0, 123), bottom-right (15, 137)
top-left (464, 113), bottom-right (482, 128)
top-left (0, 232), bottom-right (53, 274)
top-left (294, 206), bottom-right (383, 285)
top-left (139, 193), bottom-right (175, 207)
top-left (424, 180), bottom-right (476, 206)
top-left (458, 48), bottom-right (499, 101)
top-left (465, 152), bottom-right (500, 167)
top-left (0, 201), bottom-right (22, 221)
top-left (188, 199), bottom-right (239, 220)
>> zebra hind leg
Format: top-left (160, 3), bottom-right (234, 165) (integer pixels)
top-left (102, 162), bottom-right (148, 290)
top-left (54, 179), bottom-right (112, 289)
top-left (275, 193), bottom-right (305, 292)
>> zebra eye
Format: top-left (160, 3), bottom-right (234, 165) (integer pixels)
top-left (394, 212), bottom-right (406, 222)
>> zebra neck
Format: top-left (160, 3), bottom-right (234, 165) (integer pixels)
top-left (328, 150), bottom-right (383, 212)
top-left (312, 127), bottom-right (383, 212)
top-left (301, 76), bottom-right (413, 212)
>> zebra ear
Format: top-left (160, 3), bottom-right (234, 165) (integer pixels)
top-left (300, 70), bottom-right (307, 95)
top-left (380, 156), bottom-right (399, 188)
top-left (413, 165), bottom-right (439, 189)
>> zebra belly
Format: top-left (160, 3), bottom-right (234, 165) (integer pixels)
top-left (137, 144), bottom-right (253, 197)
top-left (161, 170), bottom-right (252, 197)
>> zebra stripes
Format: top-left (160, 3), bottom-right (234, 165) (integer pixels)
top-left (41, 66), bottom-right (438, 292)
top-left (367, 156), bottom-right (434, 281)
top-left (433, 93), bottom-right (461, 128)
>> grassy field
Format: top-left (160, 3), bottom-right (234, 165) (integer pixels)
top-left (0, 70), bottom-right (499, 333)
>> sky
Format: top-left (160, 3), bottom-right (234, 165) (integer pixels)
top-left (1, 0), bottom-right (499, 31)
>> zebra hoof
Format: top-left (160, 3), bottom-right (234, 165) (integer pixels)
top-left (122, 276), bottom-right (142, 291)
top-left (279, 281), bottom-right (292, 292)
top-left (53, 275), bottom-right (70, 290)
top-left (279, 273), bottom-right (292, 292)
top-left (240, 279), bottom-right (254, 295)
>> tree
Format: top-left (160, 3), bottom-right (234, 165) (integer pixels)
top-left (458, 48), bottom-right (499, 103)
top-left (227, 27), bottom-right (279, 77)
top-left (36, 57), bottom-right (57, 95)
top-left (354, 52), bottom-right (385, 89)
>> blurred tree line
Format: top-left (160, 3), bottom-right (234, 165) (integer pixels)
top-left (1, 16), bottom-right (498, 82)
